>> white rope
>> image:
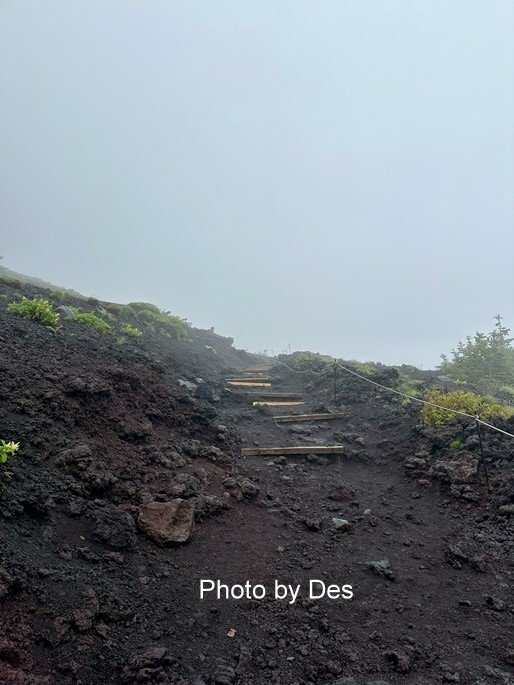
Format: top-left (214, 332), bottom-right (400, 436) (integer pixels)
top-left (334, 362), bottom-right (514, 439)
top-left (472, 419), bottom-right (514, 439)
top-left (275, 357), bottom-right (514, 439)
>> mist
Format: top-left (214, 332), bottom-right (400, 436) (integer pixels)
top-left (1, 0), bottom-right (513, 367)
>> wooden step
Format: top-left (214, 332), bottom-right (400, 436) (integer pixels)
top-left (274, 412), bottom-right (345, 424)
top-left (227, 381), bottom-right (272, 387)
top-left (241, 445), bottom-right (345, 457)
top-left (253, 401), bottom-right (305, 407)
top-left (225, 390), bottom-right (303, 399)
top-left (226, 377), bottom-right (272, 383)
top-left (246, 392), bottom-right (303, 399)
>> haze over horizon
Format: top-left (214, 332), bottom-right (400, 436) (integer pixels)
top-left (1, 1), bottom-right (513, 368)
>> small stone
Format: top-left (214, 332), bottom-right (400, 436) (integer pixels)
top-left (384, 649), bottom-right (411, 673)
top-left (368, 560), bottom-right (395, 581)
top-left (332, 518), bottom-right (352, 532)
top-left (470, 554), bottom-right (487, 573)
top-left (137, 499), bottom-right (195, 545)
top-left (485, 595), bottom-right (505, 612)
top-left (304, 517), bottom-right (321, 531)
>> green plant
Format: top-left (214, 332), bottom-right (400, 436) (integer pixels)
top-left (87, 296), bottom-right (99, 306)
top-left (450, 436), bottom-right (463, 449)
top-left (350, 360), bottom-right (377, 376)
top-left (7, 297), bottom-right (60, 328)
top-left (50, 289), bottom-right (67, 302)
top-left (439, 315), bottom-right (514, 387)
top-left (121, 323), bottom-right (143, 338)
top-left (279, 351), bottom-right (334, 373)
top-left (421, 389), bottom-right (514, 427)
top-left (0, 440), bottom-right (19, 464)
top-left (501, 385), bottom-right (514, 397)
top-left (70, 307), bottom-right (111, 333)
top-left (128, 301), bottom-right (190, 339)
top-left (398, 376), bottom-right (423, 406)
top-left (0, 274), bottom-right (21, 288)
top-left (105, 303), bottom-right (124, 316)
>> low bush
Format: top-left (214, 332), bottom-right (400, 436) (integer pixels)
top-left (398, 376), bottom-right (423, 406)
top-left (7, 297), bottom-right (60, 328)
top-left (105, 303), bottom-right (125, 316)
top-left (70, 307), bottom-right (111, 333)
top-left (121, 323), bottom-right (142, 338)
top-left (0, 274), bottom-right (21, 288)
top-left (50, 289), bottom-right (67, 302)
top-left (421, 389), bottom-right (514, 427)
top-left (349, 360), bottom-right (378, 376)
top-left (0, 440), bottom-right (19, 464)
top-left (128, 301), bottom-right (190, 339)
top-left (280, 351), bottom-right (334, 373)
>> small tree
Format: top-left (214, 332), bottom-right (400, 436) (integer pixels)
top-left (439, 315), bottom-right (514, 387)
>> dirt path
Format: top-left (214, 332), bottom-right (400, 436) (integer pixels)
top-left (209, 368), bottom-right (514, 684)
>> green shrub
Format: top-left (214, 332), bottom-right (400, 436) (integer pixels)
top-left (501, 385), bottom-right (514, 397)
top-left (439, 315), bottom-right (514, 387)
top-left (127, 301), bottom-right (190, 339)
top-left (0, 440), bottom-right (19, 464)
top-left (70, 307), bottom-right (111, 333)
top-left (50, 289), bottom-right (67, 302)
top-left (7, 297), bottom-right (60, 328)
top-left (105, 303), bottom-right (124, 316)
top-left (450, 436), bottom-right (463, 449)
top-left (128, 302), bottom-right (161, 316)
top-left (398, 376), bottom-right (423, 405)
top-left (0, 274), bottom-right (21, 288)
top-left (350, 360), bottom-right (377, 376)
top-left (121, 323), bottom-right (142, 338)
top-left (398, 377), bottom-right (422, 395)
top-left (421, 389), bottom-right (514, 427)
top-left (280, 351), bottom-right (334, 373)
top-left (87, 296), bottom-right (99, 306)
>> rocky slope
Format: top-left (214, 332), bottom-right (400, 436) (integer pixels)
top-left (0, 279), bottom-right (513, 685)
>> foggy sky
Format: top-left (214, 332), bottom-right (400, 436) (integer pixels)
top-left (1, 1), bottom-right (513, 367)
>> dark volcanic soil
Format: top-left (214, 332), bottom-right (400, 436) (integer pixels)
top-left (0, 280), bottom-right (513, 685)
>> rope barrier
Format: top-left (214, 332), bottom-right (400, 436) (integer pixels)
top-left (334, 361), bottom-right (514, 438)
top-left (275, 358), bottom-right (514, 440)
top-left (276, 359), bottom-right (329, 376)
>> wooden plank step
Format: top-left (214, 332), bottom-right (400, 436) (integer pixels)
top-left (225, 390), bottom-right (303, 399)
top-left (245, 392), bottom-right (303, 399)
top-left (241, 445), bottom-right (345, 457)
top-left (274, 412), bottom-right (345, 424)
top-left (226, 377), bottom-right (272, 382)
top-left (227, 381), bottom-right (272, 387)
top-left (253, 401), bottom-right (305, 407)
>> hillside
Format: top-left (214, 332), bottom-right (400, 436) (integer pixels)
top-left (0, 278), bottom-right (513, 685)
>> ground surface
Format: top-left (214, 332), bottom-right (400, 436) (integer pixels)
top-left (0, 279), bottom-right (513, 685)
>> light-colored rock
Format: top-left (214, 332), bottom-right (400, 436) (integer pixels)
top-left (137, 499), bottom-right (195, 545)
top-left (178, 379), bottom-right (197, 392)
top-left (332, 518), bottom-right (352, 532)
